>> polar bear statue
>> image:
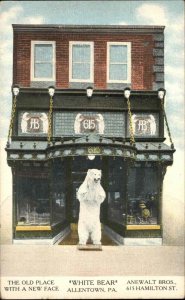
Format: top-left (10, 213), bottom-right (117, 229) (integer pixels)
top-left (77, 169), bottom-right (106, 245)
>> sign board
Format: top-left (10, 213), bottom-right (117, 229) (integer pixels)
top-left (129, 113), bottom-right (159, 137)
top-left (18, 112), bottom-right (48, 136)
top-left (54, 111), bottom-right (125, 137)
top-left (74, 114), bottom-right (104, 134)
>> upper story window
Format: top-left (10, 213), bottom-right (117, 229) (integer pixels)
top-left (31, 41), bottom-right (56, 81)
top-left (69, 41), bottom-right (94, 82)
top-left (107, 42), bottom-right (131, 83)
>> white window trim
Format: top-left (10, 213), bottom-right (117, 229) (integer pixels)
top-left (31, 41), bottom-right (56, 82)
top-left (69, 41), bottom-right (94, 83)
top-left (107, 42), bottom-right (131, 83)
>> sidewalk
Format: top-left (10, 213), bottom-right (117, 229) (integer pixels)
top-left (1, 245), bottom-right (184, 277)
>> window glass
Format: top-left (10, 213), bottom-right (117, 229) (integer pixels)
top-left (72, 63), bottom-right (90, 79)
top-left (72, 44), bottom-right (90, 62)
top-left (127, 166), bottom-right (159, 225)
top-left (33, 44), bottom-right (54, 79)
top-left (52, 192), bottom-right (66, 225)
top-left (107, 158), bottom-right (126, 225)
top-left (71, 43), bottom-right (92, 80)
top-left (35, 44), bottom-right (53, 61)
top-left (16, 169), bottom-right (50, 226)
top-left (110, 45), bottom-right (127, 62)
top-left (52, 160), bottom-right (66, 225)
top-left (109, 64), bottom-right (127, 81)
top-left (34, 63), bottom-right (53, 78)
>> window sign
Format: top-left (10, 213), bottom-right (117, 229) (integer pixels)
top-left (69, 42), bottom-right (94, 82)
top-left (107, 42), bottom-right (131, 83)
top-left (31, 41), bottom-right (55, 81)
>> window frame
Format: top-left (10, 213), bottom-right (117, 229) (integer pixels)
top-left (69, 41), bottom-right (94, 83)
top-left (107, 42), bottom-right (131, 83)
top-left (31, 41), bottom-right (56, 82)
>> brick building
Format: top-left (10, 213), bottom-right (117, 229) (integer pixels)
top-left (6, 25), bottom-right (175, 245)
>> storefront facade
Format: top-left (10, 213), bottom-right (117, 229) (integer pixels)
top-left (6, 25), bottom-right (175, 244)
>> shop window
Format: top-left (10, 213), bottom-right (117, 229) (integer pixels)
top-left (31, 41), bottom-right (56, 81)
top-left (51, 161), bottom-right (66, 225)
top-left (16, 169), bottom-right (50, 226)
top-left (107, 42), bottom-right (131, 83)
top-left (69, 41), bottom-right (94, 82)
top-left (127, 166), bottom-right (159, 225)
top-left (107, 158), bottom-right (126, 225)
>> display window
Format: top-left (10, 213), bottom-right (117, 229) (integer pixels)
top-left (16, 168), bottom-right (50, 226)
top-left (127, 164), bottom-right (160, 225)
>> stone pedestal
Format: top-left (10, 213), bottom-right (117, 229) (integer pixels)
top-left (77, 244), bottom-right (102, 251)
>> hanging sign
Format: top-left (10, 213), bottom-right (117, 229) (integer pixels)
top-left (20, 112), bottom-right (48, 134)
top-left (131, 114), bottom-right (159, 137)
top-left (74, 113), bottom-right (105, 134)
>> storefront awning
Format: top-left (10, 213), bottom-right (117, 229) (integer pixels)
top-left (6, 135), bottom-right (175, 165)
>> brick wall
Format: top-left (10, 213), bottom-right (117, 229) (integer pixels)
top-left (13, 29), bottom-right (161, 90)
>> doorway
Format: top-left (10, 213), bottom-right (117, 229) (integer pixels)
top-left (56, 156), bottom-right (126, 245)
top-left (58, 155), bottom-right (117, 245)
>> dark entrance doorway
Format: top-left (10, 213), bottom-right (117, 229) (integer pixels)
top-left (59, 155), bottom-right (128, 245)
top-left (58, 155), bottom-right (113, 245)
top-left (51, 156), bottom-right (106, 227)
top-left (52, 156), bottom-right (127, 244)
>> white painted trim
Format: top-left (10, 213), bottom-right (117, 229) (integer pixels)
top-left (107, 42), bottom-right (131, 83)
top-left (69, 41), bottom-right (94, 83)
top-left (31, 41), bottom-right (56, 82)
top-left (124, 238), bottom-right (162, 246)
top-left (13, 238), bottom-right (53, 245)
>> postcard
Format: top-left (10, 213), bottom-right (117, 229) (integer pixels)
top-left (0, 1), bottom-right (184, 299)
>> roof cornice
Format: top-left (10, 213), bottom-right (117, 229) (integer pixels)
top-left (12, 24), bottom-right (165, 34)
top-left (16, 87), bottom-right (159, 96)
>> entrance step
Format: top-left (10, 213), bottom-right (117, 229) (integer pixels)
top-left (59, 223), bottom-right (117, 246)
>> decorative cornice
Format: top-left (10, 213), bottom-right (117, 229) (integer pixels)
top-left (15, 87), bottom-right (159, 96)
top-left (12, 24), bottom-right (165, 34)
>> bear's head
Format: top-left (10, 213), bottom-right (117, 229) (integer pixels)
top-left (77, 169), bottom-right (105, 203)
top-left (87, 169), bottom-right (102, 184)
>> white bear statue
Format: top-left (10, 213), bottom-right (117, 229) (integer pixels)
top-left (77, 169), bottom-right (106, 245)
